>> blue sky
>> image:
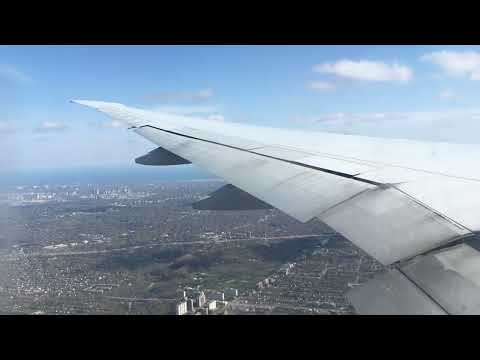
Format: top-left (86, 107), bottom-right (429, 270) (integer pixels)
top-left (3, 45), bottom-right (480, 171)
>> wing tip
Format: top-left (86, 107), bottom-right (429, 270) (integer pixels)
top-left (70, 99), bottom-right (104, 109)
top-left (70, 99), bottom-right (143, 127)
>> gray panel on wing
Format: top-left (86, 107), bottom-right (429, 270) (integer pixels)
top-left (359, 168), bottom-right (480, 233)
top-left (347, 269), bottom-right (446, 315)
top-left (349, 242), bottom-right (480, 314)
top-left (398, 177), bottom-right (480, 232)
top-left (252, 146), bottom-right (314, 159)
top-left (401, 242), bottom-right (480, 314)
top-left (253, 146), bottom-right (379, 175)
top-left (359, 167), bottom-right (432, 184)
top-left (180, 127), bottom-right (265, 150)
top-left (318, 187), bottom-right (470, 265)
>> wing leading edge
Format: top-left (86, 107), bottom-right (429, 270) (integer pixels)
top-left (73, 100), bottom-right (480, 314)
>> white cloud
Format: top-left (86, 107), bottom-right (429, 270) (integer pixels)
top-left (308, 81), bottom-right (336, 92)
top-left (439, 89), bottom-right (457, 100)
top-left (194, 89), bottom-right (214, 100)
top-left (88, 119), bottom-right (125, 130)
top-left (102, 120), bottom-right (124, 129)
top-left (313, 60), bottom-right (413, 83)
top-left (421, 50), bottom-right (480, 80)
top-left (314, 112), bottom-right (349, 123)
top-left (35, 121), bottom-right (69, 133)
top-left (0, 64), bottom-right (30, 83)
top-left (206, 114), bottom-right (225, 122)
top-left (291, 109), bottom-right (480, 143)
top-left (146, 89), bottom-right (214, 102)
top-left (292, 112), bottom-right (394, 126)
top-left (0, 121), bottom-right (17, 134)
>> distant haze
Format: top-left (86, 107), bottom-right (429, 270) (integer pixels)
top-left (0, 165), bottom-right (216, 187)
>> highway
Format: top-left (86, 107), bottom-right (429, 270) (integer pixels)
top-left (0, 233), bottom-right (332, 260)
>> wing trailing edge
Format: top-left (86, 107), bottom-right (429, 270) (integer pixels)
top-left (348, 238), bottom-right (480, 314)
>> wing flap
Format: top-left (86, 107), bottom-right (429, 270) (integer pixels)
top-left (398, 177), bottom-right (480, 232)
top-left (253, 146), bottom-right (380, 175)
top-left (319, 187), bottom-right (470, 265)
top-left (347, 268), bottom-right (447, 315)
top-left (401, 242), bottom-right (480, 314)
top-left (348, 240), bottom-right (480, 314)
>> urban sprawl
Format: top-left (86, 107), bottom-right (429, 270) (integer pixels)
top-left (0, 180), bottom-right (384, 314)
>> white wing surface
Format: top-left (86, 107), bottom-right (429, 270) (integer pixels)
top-left (73, 100), bottom-right (480, 314)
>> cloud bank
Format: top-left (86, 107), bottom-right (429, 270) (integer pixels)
top-left (0, 121), bottom-right (17, 134)
top-left (34, 121), bottom-right (69, 133)
top-left (0, 64), bottom-right (30, 84)
top-left (292, 109), bottom-right (480, 144)
top-left (146, 89), bottom-right (214, 102)
top-left (308, 81), bottom-right (336, 92)
top-left (421, 50), bottom-right (480, 80)
top-left (313, 60), bottom-right (413, 83)
top-left (439, 89), bottom-right (457, 100)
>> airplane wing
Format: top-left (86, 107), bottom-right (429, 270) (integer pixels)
top-left (73, 100), bottom-right (480, 315)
